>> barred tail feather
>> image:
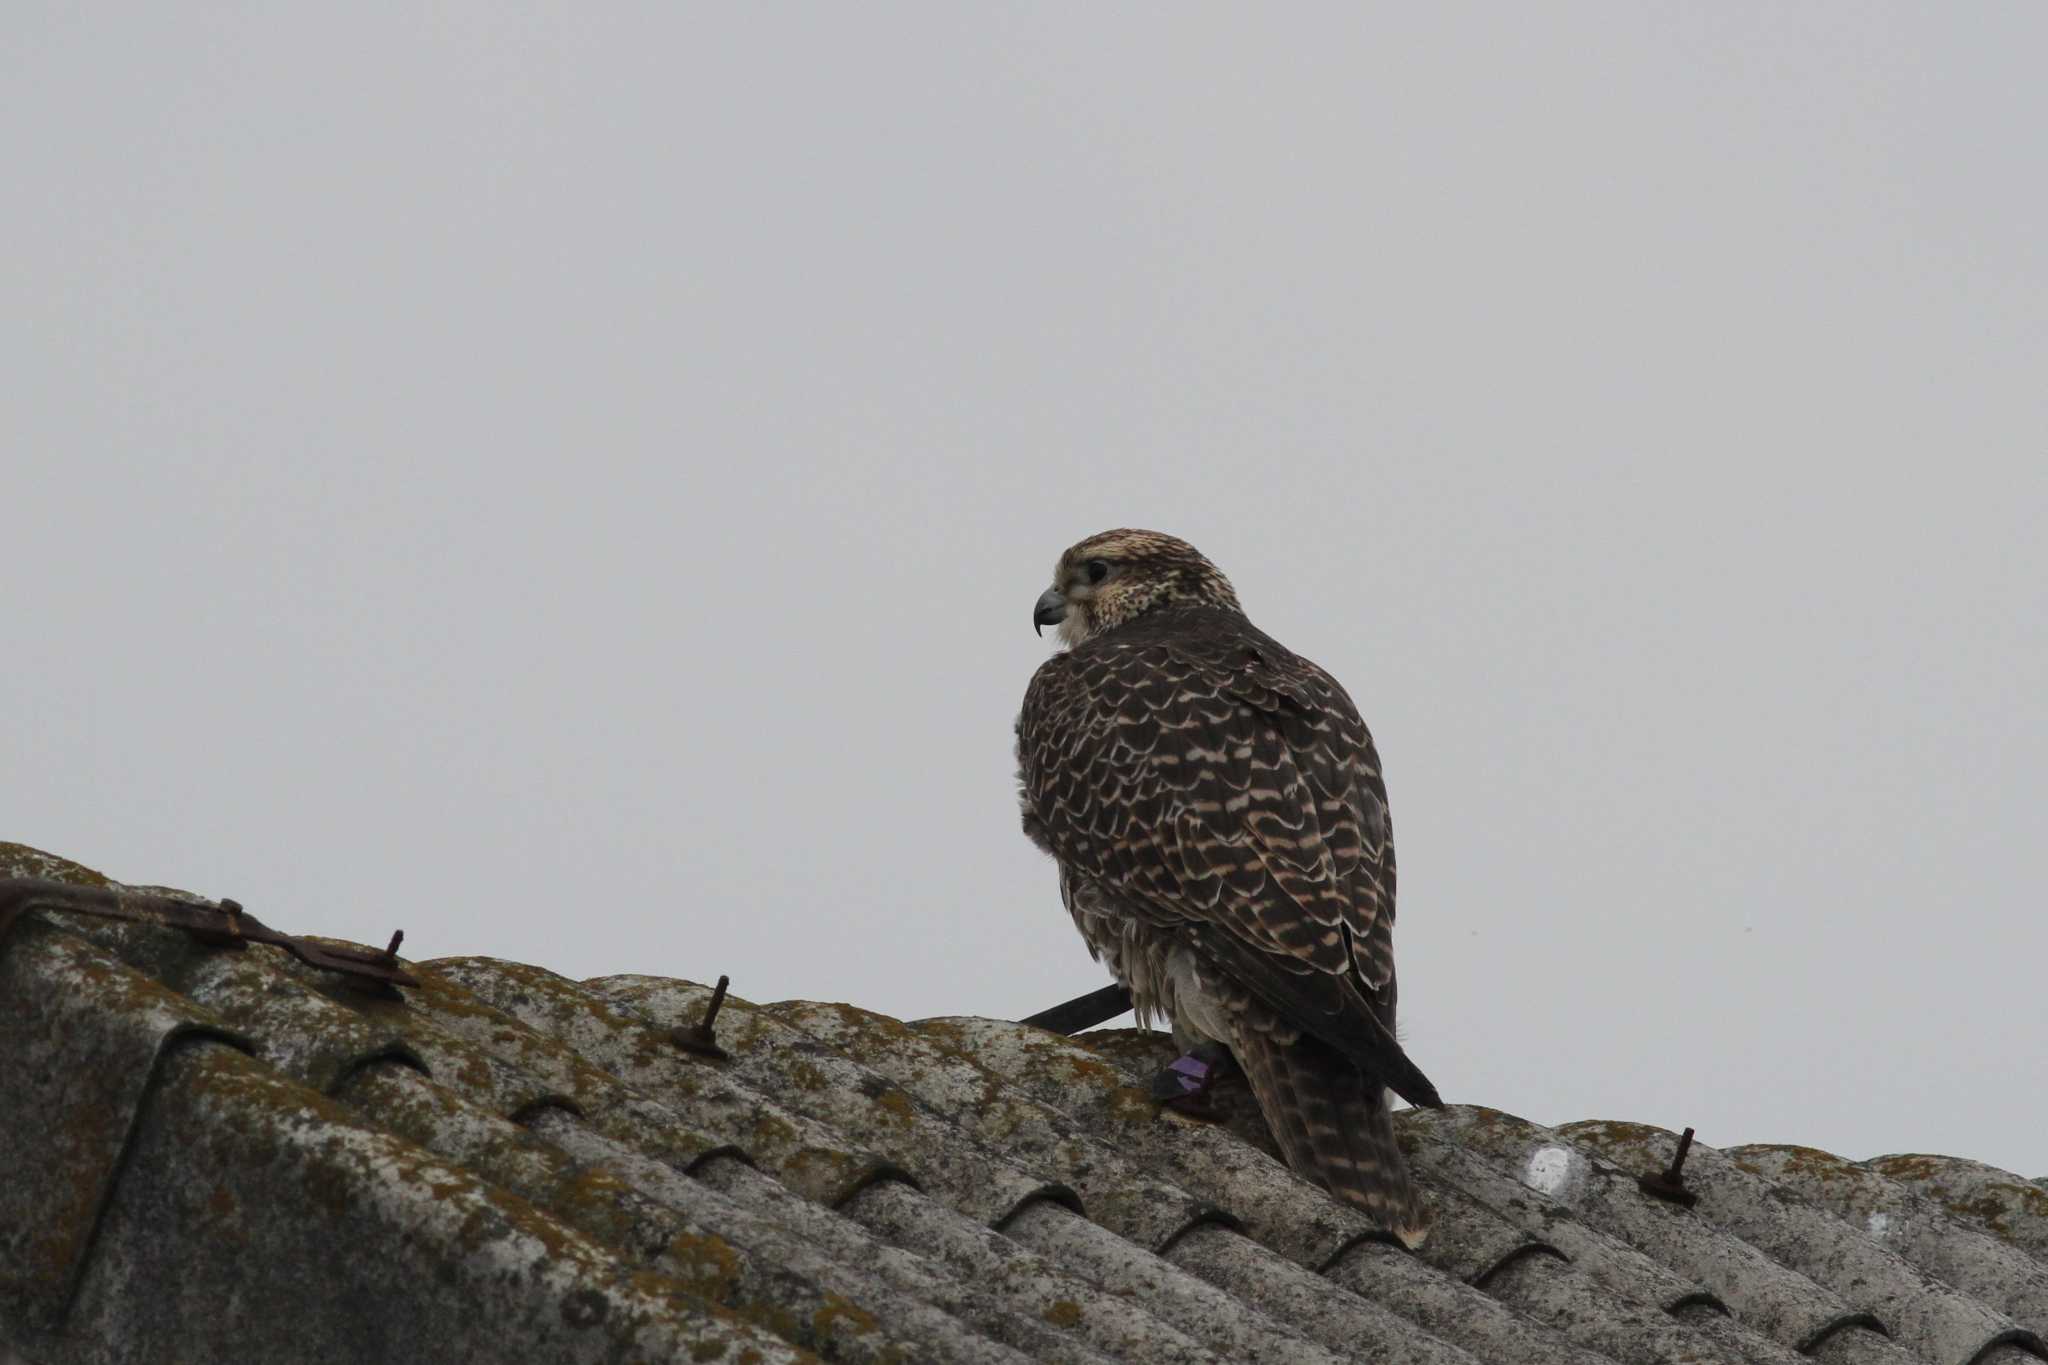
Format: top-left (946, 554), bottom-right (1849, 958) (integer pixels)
top-left (1233, 1030), bottom-right (1430, 1248)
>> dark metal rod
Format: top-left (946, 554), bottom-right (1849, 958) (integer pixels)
top-left (670, 974), bottom-right (733, 1060)
top-left (1666, 1127), bottom-right (1697, 1180)
top-left (0, 877), bottom-right (419, 991)
top-left (1021, 982), bottom-right (1133, 1035)
top-left (701, 974), bottom-right (730, 1030)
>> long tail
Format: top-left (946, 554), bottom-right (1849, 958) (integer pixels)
top-left (1232, 1028), bottom-right (1430, 1248)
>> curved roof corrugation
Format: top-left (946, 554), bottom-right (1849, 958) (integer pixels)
top-left (2, 843), bottom-right (2044, 1364)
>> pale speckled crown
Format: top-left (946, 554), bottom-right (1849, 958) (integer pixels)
top-left (1050, 529), bottom-right (1242, 646)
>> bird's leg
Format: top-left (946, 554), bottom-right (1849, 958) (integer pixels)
top-left (1150, 1040), bottom-right (1238, 1120)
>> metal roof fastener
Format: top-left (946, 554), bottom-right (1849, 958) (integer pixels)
top-left (1637, 1126), bottom-right (1700, 1208)
top-left (0, 877), bottom-right (420, 995)
top-left (672, 974), bottom-right (732, 1060)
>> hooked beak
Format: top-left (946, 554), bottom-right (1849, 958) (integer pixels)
top-left (1033, 587), bottom-right (1068, 636)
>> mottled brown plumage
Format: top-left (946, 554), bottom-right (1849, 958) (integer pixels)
top-left (1017, 529), bottom-right (1437, 1243)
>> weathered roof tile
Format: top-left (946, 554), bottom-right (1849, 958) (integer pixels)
top-left (6, 847), bottom-right (2047, 1364)
top-left (0, 922), bottom-right (252, 1330)
top-left (1866, 1153), bottom-right (2048, 1264)
top-left (1559, 1119), bottom-right (2046, 1363)
top-left (1729, 1143), bottom-right (2048, 1336)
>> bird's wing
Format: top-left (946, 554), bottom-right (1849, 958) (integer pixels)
top-left (1019, 616), bottom-right (1433, 1105)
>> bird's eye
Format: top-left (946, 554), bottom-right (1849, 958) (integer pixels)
top-left (1085, 560), bottom-right (1111, 585)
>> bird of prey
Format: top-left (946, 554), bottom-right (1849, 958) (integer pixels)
top-left (1016, 529), bottom-right (1439, 1243)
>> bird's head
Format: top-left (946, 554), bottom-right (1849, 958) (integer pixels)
top-left (1033, 529), bottom-right (1242, 647)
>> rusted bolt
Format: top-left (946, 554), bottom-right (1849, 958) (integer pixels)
top-left (1638, 1126), bottom-right (1699, 1208)
top-left (0, 877), bottom-right (420, 990)
top-left (382, 929), bottom-right (405, 963)
top-left (1666, 1127), bottom-right (1696, 1180)
top-left (671, 975), bottom-right (731, 1060)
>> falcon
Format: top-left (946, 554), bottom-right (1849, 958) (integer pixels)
top-left (1016, 529), bottom-right (1439, 1243)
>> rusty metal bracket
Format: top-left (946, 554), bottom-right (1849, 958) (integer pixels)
top-left (671, 974), bottom-right (731, 1060)
top-left (1020, 982), bottom-right (1133, 1035)
top-left (0, 877), bottom-right (420, 993)
top-left (1638, 1126), bottom-right (1699, 1208)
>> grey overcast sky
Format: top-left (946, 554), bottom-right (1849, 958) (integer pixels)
top-left (5, 6), bottom-right (2045, 1175)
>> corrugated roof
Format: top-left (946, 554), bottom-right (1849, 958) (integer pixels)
top-left (3, 842), bottom-right (2045, 1365)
